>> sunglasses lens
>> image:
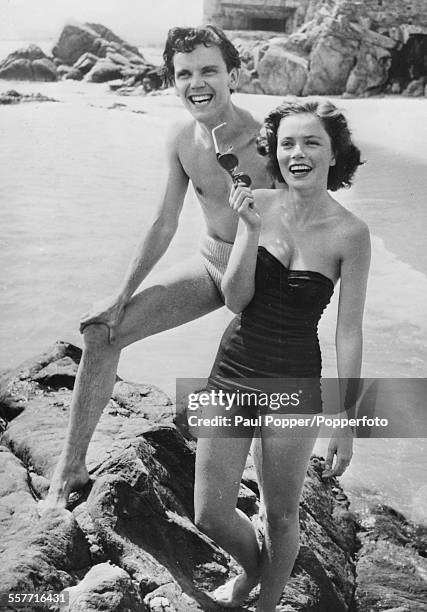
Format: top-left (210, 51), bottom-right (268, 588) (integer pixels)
top-left (234, 173), bottom-right (252, 187)
top-left (217, 153), bottom-right (238, 172)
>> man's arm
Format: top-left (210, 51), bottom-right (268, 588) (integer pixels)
top-left (79, 124), bottom-right (190, 341)
top-left (116, 128), bottom-right (190, 302)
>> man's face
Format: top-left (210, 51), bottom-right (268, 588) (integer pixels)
top-left (173, 45), bottom-right (239, 122)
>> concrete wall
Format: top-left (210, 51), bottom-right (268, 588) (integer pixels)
top-left (203, 0), bottom-right (312, 33)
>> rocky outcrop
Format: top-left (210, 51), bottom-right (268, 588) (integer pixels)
top-left (234, 0), bottom-right (427, 97)
top-left (51, 21), bottom-right (159, 87)
top-left (0, 44), bottom-right (58, 81)
top-left (0, 21), bottom-right (163, 92)
top-left (0, 89), bottom-right (58, 105)
top-left (1, 343), bottom-right (426, 611)
top-left (354, 503), bottom-right (427, 611)
top-left (52, 21), bottom-right (143, 67)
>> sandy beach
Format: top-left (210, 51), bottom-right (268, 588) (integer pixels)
top-left (0, 80), bottom-right (426, 523)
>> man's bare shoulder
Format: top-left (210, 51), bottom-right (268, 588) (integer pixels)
top-left (235, 104), bottom-right (264, 130)
top-left (166, 117), bottom-right (195, 149)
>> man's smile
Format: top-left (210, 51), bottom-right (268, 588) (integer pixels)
top-left (188, 93), bottom-right (214, 106)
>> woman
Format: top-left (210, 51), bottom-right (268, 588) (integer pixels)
top-left (194, 99), bottom-right (370, 611)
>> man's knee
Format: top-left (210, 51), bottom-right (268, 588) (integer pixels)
top-left (194, 508), bottom-right (227, 537)
top-left (82, 323), bottom-right (110, 351)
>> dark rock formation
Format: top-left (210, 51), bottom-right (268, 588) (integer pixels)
top-left (354, 503), bottom-right (427, 611)
top-left (0, 44), bottom-right (58, 81)
top-left (0, 89), bottom-right (58, 105)
top-left (51, 21), bottom-right (161, 89)
top-left (52, 21), bottom-right (143, 66)
top-left (0, 21), bottom-right (163, 93)
top-left (0, 343), bottom-right (426, 611)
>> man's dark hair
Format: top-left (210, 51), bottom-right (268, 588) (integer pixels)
top-left (162, 25), bottom-right (241, 86)
top-left (257, 98), bottom-right (363, 191)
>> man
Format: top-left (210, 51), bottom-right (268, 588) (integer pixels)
top-left (41, 25), bottom-right (273, 512)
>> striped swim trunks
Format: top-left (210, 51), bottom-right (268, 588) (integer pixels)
top-left (199, 235), bottom-right (234, 298)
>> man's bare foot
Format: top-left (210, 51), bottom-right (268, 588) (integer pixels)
top-left (37, 463), bottom-right (91, 515)
top-left (211, 572), bottom-right (259, 608)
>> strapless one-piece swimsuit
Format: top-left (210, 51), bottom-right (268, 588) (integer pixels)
top-left (206, 246), bottom-right (335, 417)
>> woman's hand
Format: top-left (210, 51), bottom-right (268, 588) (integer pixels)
top-left (322, 426), bottom-right (353, 478)
top-left (229, 184), bottom-right (261, 230)
top-left (79, 294), bottom-right (128, 343)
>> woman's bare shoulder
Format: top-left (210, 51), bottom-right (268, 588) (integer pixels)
top-left (253, 187), bottom-right (285, 204)
top-left (331, 202), bottom-right (370, 261)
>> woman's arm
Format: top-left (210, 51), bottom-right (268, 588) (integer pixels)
top-left (323, 220), bottom-right (371, 478)
top-left (335, 220), bottom-right (371, 378)
top-left (221, 185), bottom-right (262, 313)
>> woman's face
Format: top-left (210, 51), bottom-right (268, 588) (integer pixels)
top-left (276, 113), bottom-right (336, 190)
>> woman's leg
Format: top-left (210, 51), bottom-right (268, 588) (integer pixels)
top-left (256, 427), bottom-right (318, 612)
top-left (194, 433), bottom-right (260, 607)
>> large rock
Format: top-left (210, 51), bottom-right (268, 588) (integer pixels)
top-left (52, 21), bottom-right (143, 66)
top-left (230, 1), bottom-right (427, 97)
top-left (303, 17), bottom-right (361, 95)
top-left (354, 503), bottom-right (427, 611)
top-left (258, 42), bottom-right (309, 96)
top-left (84, 60), bottom-right (125, 83)
top-left (0, 44), bottom-right (58, 81)
top-left (50, 21), bottom-right (158, 88)
top-left (345, 27), bottom-right (397, 96)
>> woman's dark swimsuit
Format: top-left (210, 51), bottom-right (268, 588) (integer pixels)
top-left (206, 246), bottom-right (334, 417)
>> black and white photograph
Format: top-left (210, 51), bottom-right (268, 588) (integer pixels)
top-left (0, 1), bottom-right (426, 610)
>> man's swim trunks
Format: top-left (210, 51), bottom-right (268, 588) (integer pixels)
top-left (200, 235), bottom-right (233, 297)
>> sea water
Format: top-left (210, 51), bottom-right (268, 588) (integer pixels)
top-left (0, 79), bottom-right (426, 523)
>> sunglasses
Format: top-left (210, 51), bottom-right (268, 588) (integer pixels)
top-left (211, 123), bottom-right (252, 187)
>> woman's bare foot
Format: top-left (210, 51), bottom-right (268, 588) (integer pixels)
top-left (211, 572), bottom-right (259, 608)
top-left (37, 462), bottom-right (90, 515)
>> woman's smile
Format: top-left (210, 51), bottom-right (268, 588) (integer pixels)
top-left (277, 113), bottom-right (335, 188)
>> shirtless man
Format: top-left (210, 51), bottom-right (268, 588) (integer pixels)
top-left (41, 25), bottom-right (273, 511)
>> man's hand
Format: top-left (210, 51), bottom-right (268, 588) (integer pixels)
top-left (79, 295), bottom-right (128, 344)
top-left (322, 427), bottom-right (353, 478)
top-left (229, 184), bottom-right (261, 230)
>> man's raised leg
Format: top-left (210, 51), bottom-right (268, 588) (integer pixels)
top-left (40, 256), bottom-right (222, 511)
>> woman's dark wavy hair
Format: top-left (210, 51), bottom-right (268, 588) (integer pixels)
top-left (257, 98), bottom-right (363, 191)
top-left (162, 25), bottom-right (241, 87)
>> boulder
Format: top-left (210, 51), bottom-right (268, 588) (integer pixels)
top-left (403, 76), bottom-right (427, 96)
top-left (345, 43), bottom-right (393, 96)
top-left (62, 562), bottom-right (143, 611)
top-left (73, 52), bottom-right (99, 76)
top-left (65, 68), bottom-right (84, 81)
top-left (52, 21), bottom-right (145, 67)
top-left (258, 42), bottom-right (309, 96)
top-left (0, 45), bottom-right (58, 81)
top-left (303, 17), bottom-right (361, 95)
top-left (32, 57), bottom-right (59, 81)
top-left (354, 503), bottom-right (427, 611)
top-left (84, 60), bottom-right (126, 83)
